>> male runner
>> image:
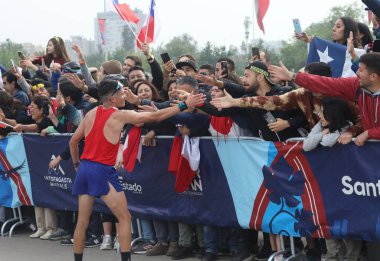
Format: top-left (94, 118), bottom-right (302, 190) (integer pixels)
top-left (69, 79), bottom-right (204, 261)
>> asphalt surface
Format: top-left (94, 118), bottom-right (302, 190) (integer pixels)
top-left (0, 230), bottom-right (232, 261)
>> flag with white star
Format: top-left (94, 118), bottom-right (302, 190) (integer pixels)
top-left (306, 37), bottom-right (365, 78)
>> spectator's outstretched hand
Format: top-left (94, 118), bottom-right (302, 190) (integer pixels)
top-left (72, 45), bottom-right (85, 64)
top-left (66, 73), bottom-right (85, 91)
top-left (124, 88), bottom-right (140, 105)
top-left (268, 62), bottom-right (292, 82)
top-left (197, 74), bottom-right (216, 85)
top-left (210, 89), bottom-right (236, 110)
top-left (176, 89), bottom-right (190, 101)
top-left (347, 31), bottom-right (357, 61)
top-left (138, 102), bottom-right (158, 113)
top-left (184, 93), bottom-right (205, 108)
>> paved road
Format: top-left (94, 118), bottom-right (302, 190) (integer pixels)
top-left (0, 232), bottom-right (233, 261)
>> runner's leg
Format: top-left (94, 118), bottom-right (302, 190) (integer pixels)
top-left (102, 183), bottom-right (131, 256)
top-left (73, 194), bottom-right (95, 256)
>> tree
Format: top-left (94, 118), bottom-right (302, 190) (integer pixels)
top-left (278, 3), bottom-right (363, 71)
top-left (157, 34), bottom-right (198, 62)
top-left (0, 39), bottom-right (26, 69)
top-left (122, 25), bottom-right (138, 53)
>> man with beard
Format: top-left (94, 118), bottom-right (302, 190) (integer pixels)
top-left (198, 61), bottom-right (307, 142)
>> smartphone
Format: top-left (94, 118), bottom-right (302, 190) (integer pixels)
top-left (221, 61), bottom-right (229, 78)
top-left (373, 39), bottom-right (380, 52)
top-left (263, 111), bottom-right (277, 124)
top-left (293, 19), bottom-right (303, 36)
top-left (41, 58), bottom-right (46, 69)
top-left (10, 59), bottom-right (16, 70)
top-left (17, 51), bottom-right (26, 60)
top-left (160, 52), bottom-right (177, 74)
top-left (252, 47), bottom-right (260, 60)
top-left (160, 52), bottom-right (171, 64)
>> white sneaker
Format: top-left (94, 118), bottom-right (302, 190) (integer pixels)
top-left (100, 235), bottom-right (113, 250)
top-left (40, 229), bottom-right (55, 240)
top-left (30, 229), bottom-right (47, 238)
top-left (274, 254), bottom-right (284, 261)
top-left (113, 235), bottom-right (119, 250)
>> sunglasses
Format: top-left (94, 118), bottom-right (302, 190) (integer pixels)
top-left (111, 81), bottom-right (123, 97)
top-left (32, 83), bottom-right (45, 91)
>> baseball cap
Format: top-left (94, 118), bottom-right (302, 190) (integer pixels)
top-left (176, 60), bottom-right (198, 72)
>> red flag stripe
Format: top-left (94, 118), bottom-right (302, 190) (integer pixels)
top-left (0, 150), bottom-right (31, 205)
top-left (255, 0), bottom-right (270, 33)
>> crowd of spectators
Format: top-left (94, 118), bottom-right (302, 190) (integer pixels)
top-left (2, 3), bottom-right (380, 260)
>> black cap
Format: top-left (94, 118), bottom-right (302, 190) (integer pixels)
top-left (245, 61), bottom-right (275, 85)
top-left (63, 61), bottom-right (81, 73)
top-left (176, 60), bottom-right (198, 72)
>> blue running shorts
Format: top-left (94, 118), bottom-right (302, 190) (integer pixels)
top-left (72, 160), bottom-right (123, 197)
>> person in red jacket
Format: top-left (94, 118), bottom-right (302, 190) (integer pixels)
top-left (263, 53), bottom-right (380, 147)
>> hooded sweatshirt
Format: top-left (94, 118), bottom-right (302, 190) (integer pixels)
top-left (295, 73), bottom-right (380, 139)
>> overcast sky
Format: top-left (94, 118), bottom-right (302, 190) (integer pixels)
top-left (1, 0), bottom-right (366, 49)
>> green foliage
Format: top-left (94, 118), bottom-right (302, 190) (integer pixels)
top-left (121, 25), bottom-right (137, 53)
top-left (0, 39), bottom-right (25, 69)
top-left (156, 34), bottom-right (198, 62)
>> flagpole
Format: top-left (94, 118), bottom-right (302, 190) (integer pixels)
top-left (144, 0), bottom-right (152, 43)
top-left (113, 4), bottom-right (143, 45)
top-left (104, 0), bottom-right (108, 61)
top-left (252, 0), bottom-right (255, 43)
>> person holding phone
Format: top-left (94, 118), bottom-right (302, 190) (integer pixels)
top-left (31, 36), bottom-right (71, 67)
top-left (2, 70), bottom-right (30, 106)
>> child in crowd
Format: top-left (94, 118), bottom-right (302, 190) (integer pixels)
top-left (303, 97), bottom-right (354, 151)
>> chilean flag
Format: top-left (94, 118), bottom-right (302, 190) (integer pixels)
top-left (208, 116), bottom-right (252, 138)
top-left (112, 0), bottom-right (140, 24)
top-left (122, 126), bottom-right (142, 173)
top-left (98, 18), bottom-right (106, 45)
top-left (168, 135), bottom-right (200, 193)
top-left (255, 0), bottom-right (270, 34)
top-left (136, 0), bottom-right (157, 49)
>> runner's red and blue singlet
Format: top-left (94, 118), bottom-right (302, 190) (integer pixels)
top-left (81, 106), bottom-right (120, 166)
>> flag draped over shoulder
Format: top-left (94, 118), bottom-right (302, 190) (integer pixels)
top-left (255, 0), bottom-right (270, 34)
top-left (137, 0), bottom-right (157, 49)
top-left (112, 0), bottom-right (140, 24)
top-left (306, 37), bottom-right (366, 78)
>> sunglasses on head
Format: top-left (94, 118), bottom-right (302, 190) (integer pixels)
top-left (32, 83), bottom-right (45, 91)
top-left (111, 81), bottom-right (123, 96)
